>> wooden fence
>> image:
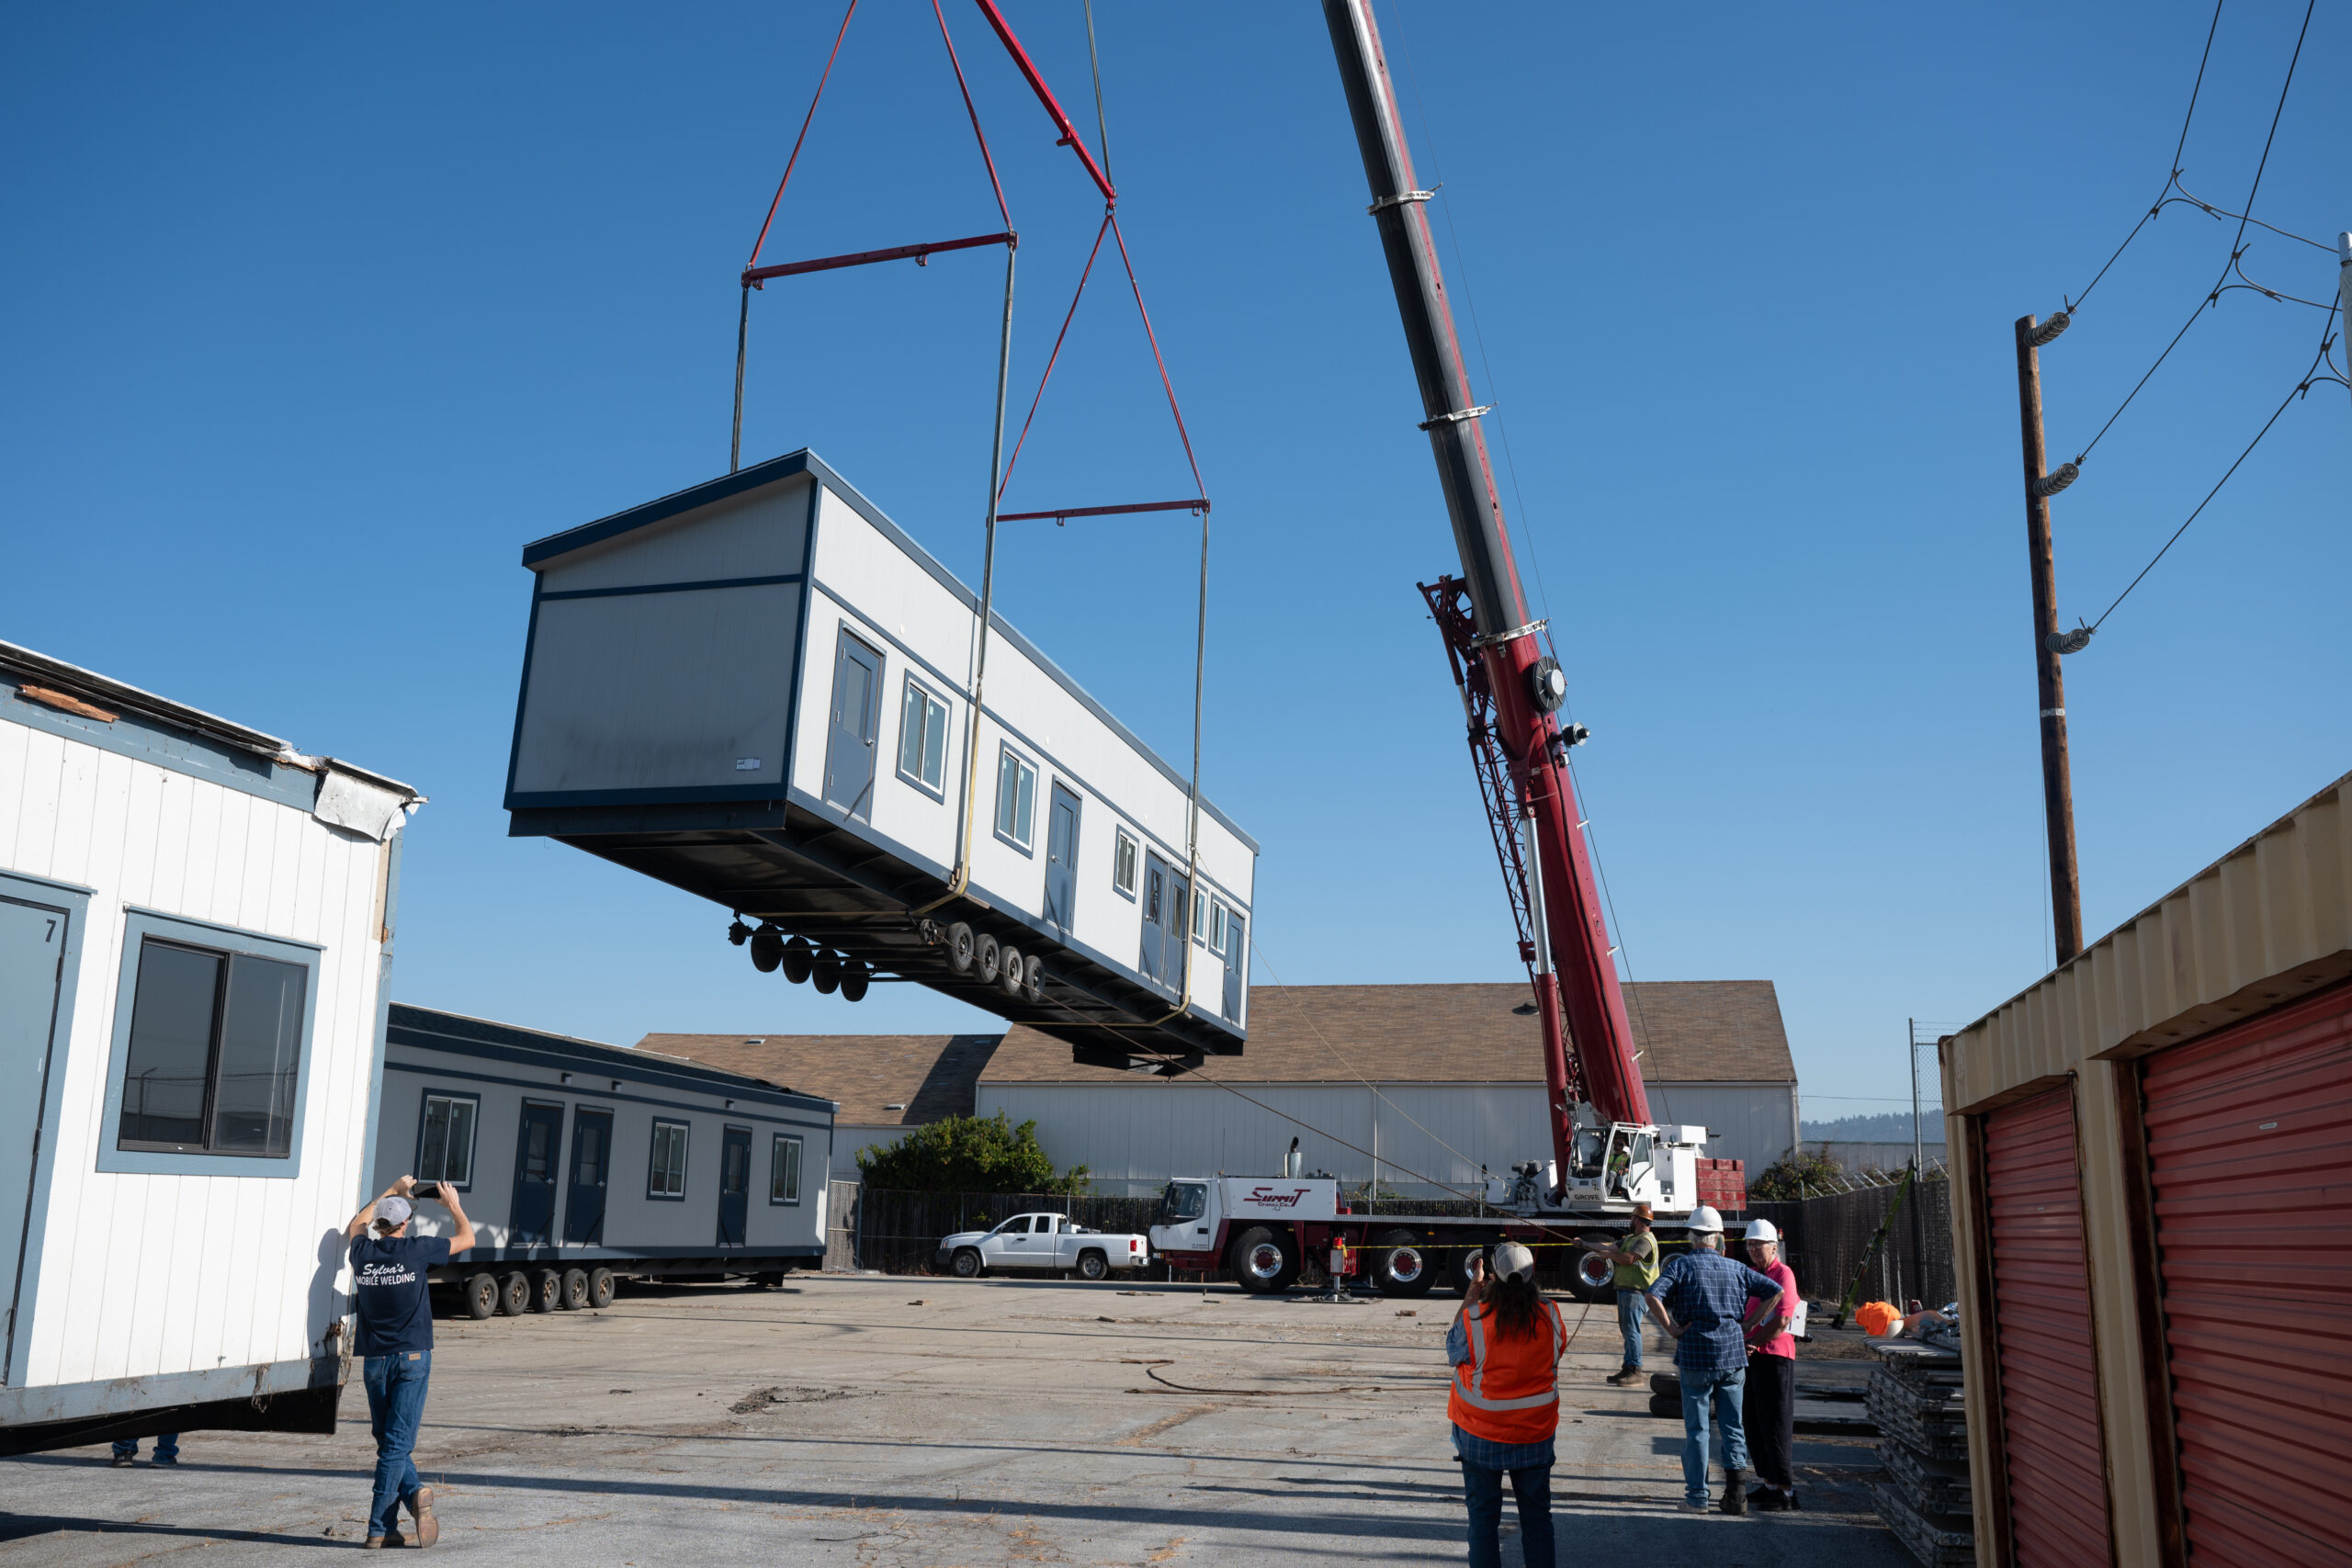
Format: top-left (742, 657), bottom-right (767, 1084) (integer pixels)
top-left (1751, 1174), bottom-right (1953, 1311)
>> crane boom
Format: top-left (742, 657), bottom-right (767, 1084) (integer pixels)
top-left (1321, 0), bottom-right (1653, 1157)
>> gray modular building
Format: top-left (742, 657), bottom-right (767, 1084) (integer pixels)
top-left (647, 980), bottom-right (1800, 1197)
top-left (377, 1005), bottom-right (835, 1313)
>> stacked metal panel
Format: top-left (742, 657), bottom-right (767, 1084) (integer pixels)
top-left (1869, 1339), bottom-right (1973, 1567)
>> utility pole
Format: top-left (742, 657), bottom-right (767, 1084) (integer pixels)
top-left (1908, 1018), bottom-right (1925, 1308)
top-left (2015, 314), bottom-right (2084, 965)
top-left (2338, 234), bottom-right (2351, 412)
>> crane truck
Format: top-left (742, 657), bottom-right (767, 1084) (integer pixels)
top-left (1147, 0), bottom-right (1746, 1300)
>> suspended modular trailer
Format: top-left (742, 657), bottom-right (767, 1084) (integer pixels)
top-left (504, 449), bottom-right (1256, 1066)
top-left (376, 1005), bottom-right (834, 1304)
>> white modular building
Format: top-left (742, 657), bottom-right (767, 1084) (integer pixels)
top-left (376, 1005), bottom-right (835, 1314)
top-left (503, 449), bottom-right (1256, 1069)
top-left (0, 641), bottom-right (421, 1456)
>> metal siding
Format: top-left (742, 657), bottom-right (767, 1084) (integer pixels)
top-left (1984, 1086), bottom-right (2112, 1566)
top-left (534, 475), bottom-right (810, 595)
top-left (2142, 980), bottom-right (2352, 1567)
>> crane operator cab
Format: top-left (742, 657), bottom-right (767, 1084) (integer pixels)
top-left (1493, 1111), bottom-right (1712, 1217)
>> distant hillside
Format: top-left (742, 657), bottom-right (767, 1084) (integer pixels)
top-left (1799, 1111), bottom-right (1942, 1143)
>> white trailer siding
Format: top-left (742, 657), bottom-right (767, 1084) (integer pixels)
top-left (0, 644), bottom-right (418, 1447)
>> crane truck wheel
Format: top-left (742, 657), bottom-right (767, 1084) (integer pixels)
top-left (1371, 1231), bottom-right (1439, 1298)
top-left (1444, 1247), bottom-right (1492, 1297)
top-left (1228, 1227), bottom-right (1299, 1294)
top-left (1566, 1240), bottom-right (1619, 1303)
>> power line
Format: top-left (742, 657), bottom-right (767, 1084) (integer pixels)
top-left (2065, 0), bottom-right (2224, 316)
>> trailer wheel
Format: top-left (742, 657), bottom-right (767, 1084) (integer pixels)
top-left (974, 933), bottom-right (1001, 986)
top-left (497, 1271), bottom-right (532, 1316)
top-left (463, 1272), bottom-right (500, 1320)
top-left (1076, 1249), bottom-right (1109, 1281)
top-left (588, 1267), bottom-right (616, 1309)
top-left (1371, 1231), bottom-right (1439, 1298)
top-left (1000, 948), bottom-right (1024, 998)
top-left (530, 1268), bottom-right (563, 1313)
top-left (559, 1268), bottom-right (591, 1310)
top-left (1021, 959), bottom-right (1045, 1004)
top-left (1229, 1227), bottom-right (1299, 1294)
top-left (950, 1247), bottom-right (983, 1279)
top-left (781, 936), bottom-right (814, 986)
top-left (944, 921), bottom-right (977, 975)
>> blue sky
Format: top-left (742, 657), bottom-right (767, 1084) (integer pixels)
top-left (6, 2), bottom-right (2344, 1122)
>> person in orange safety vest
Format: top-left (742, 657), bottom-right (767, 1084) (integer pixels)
top-left (1445, 1243), bottom-right (1566, 1568)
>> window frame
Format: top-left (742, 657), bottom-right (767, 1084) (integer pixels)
top-left (769, 1133), bottom-right (803, 1206)
top-left (1209, 900), bottom-right (1230, 958)
top-left (646, 1118), bottom-right (691, 1201)
top-left (413, 1089), bottom-right (482, 1190)
top-left (993, 743), bottom-right (1038, 853)
top-left (1112, 827), bottom-right (1139, 900)
top-left (96, 908), bottom-right (322, 1179)
top-left (896, 674), bottom-right (951, 801)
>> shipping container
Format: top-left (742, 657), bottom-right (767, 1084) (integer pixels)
top-left (375, 1004), bottom-right (834, 1314)
top-left (0, 641), bottom-right (421, 1456)
top-left (503, 448), bottom-right (1257, 1067)
top-left (1941, 769), bottom-right (2352, 1567)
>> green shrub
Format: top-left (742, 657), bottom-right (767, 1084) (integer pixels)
top-left (855, 1111), bottom-right (1090, 1195)
top-left (1747, 1146), bottom-right (1847, 1201)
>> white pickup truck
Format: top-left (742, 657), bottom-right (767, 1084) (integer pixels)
top-left (935, 1213), bottom-right (1153, 1280)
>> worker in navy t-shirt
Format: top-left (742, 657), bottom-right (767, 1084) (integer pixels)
top-left (345, 1175), bottom-right (474, 1548)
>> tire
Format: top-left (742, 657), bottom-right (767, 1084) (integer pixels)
top-left (1022, 959), bottom-right (1044, 1004)
top-left (1076, 1249), bottom-right (1108, 1281)
top-left (497, 1271), bottom-right (532, 1317)
top-left (1000, 948), bottom-right (1024, 998)
top-left (1566, 1239), bottom-right (1619, 1303)
top-left (944, 921), bottom-right (976, 976)
top-left (587, 1267), bottom-right (616, 1308)
top-left (748, 926), bottom-right (783, 973)
top-left (1444, 1247), bottom-right (1490, 1297)
top-left (560, 1268), bottom-right (591, 1310)
top-left (1370, 1230), bottom-right (1439, 1298)
top-left (840, 961), bottom-right (869, 1003)
top-left (974, 933), bottom-right (1001, 986)
top-left (463, 1272), bottom-right (500, 1320)
top-left (781, 936), bottom-right (814, 985)
top-left (951, 1247), bottom-right (983, 1279)
top-left (1228, 1226), bottom-right (1299, 1295)
top-left (530, 1268), bottom-right (563, 1313)
top-left (811, 951), bottom-right (841, 995)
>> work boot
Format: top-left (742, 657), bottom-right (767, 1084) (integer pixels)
top-left (406, 1486), bottom-right (439, 1548)
top-left (1749, 1485), bottom-right (1792, 1511)
top-left (1720, 1468), bottom-right (1749, 1515)
top-left (364, 1531), bottom-right (405, 1550)
top-left (1606, 1366), bottom-right (1641, 1386)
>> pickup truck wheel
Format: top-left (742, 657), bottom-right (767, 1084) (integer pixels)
top-left (559, 1268), bottom-right (591, 1310)
top-left (1228, 1227), bottom-right (1299, 1294)
top-left (587, 1267), bottom-right (617, 1308)
top-left (951, 1247), bottom-right (983, 1279)
top-left (1371, 1231), bottom-right (1439, 1298)
top-left (463, 1272), bottom-right (500, 1320)
top-left (1076, 1249), bottom-right (1109, 1281)
top-left (497, 1271), bottom-right (533, 1317)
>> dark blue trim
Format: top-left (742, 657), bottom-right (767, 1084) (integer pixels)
top-left (647, 1119), bottom-right (690, 1201)
top-left (1, 871), bottom-right (92, 1389)
top-left (767, 1132), bottom-right (805, 1206)
top-left (411, 1085), bottom-right (481, 1191)
top-left (538, 572), bottom-right (804, 603)
top-left (500, 588), bottom-right (543, 820)
top-left (385, 1005), bottom-right (833, 1116)
top-left (520, 453), bottom-right (821, 568)
top-left (2, 680), bottom-right (318, 813)
top-left (379, 1058), bottom-right (831, 1134)
top-left (505, 784), bottom-right (792, 811)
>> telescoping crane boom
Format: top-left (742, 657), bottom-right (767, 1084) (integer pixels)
top-left (1320, 1), bottom-right (1654, 1183)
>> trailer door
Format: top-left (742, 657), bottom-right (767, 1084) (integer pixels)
top-left (1, 893), bottom-right (72, 1382)
top-left (511, 1101), bottom-right (566, 1246)
top-left (1221, 910), bottom-right (1244, 1022)
top-left (718, 1125), bottom-right (751, 1246)
top-left (821, 631), bottom-right (881, 821)
top-left (565, 1108), bottom-right (611, 1246)
top-left (1044, 784), bottom-right (1080, 935)
top-left (1139, 852), bottom-right (1169, 982)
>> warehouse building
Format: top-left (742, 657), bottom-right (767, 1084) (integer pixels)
top-left (648, 979), bottom-right (1799, 1196)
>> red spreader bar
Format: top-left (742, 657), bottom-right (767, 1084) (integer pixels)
top-left (744, 230), bottom-right (1013, 289)
top-left (971, 0), bottom-right (1115, 205)
top-left (997, 499), bottom-right (1210, 523)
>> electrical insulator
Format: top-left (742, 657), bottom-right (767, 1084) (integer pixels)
top-left (2046, 626), bottom-right (2094, 655)
top-left (2031, 462), bottom-right (2079, 500)
top-left (2027, 311), bottom-right (2071, 349)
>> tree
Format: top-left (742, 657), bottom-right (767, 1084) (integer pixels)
top-left (856, 1111), bottom-right (1090, 1195)
top-left (1747, 1146), bottom-right (1846, 1202)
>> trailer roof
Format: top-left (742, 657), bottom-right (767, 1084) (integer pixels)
top-left (390, 1003), bottom-right (838, 1115)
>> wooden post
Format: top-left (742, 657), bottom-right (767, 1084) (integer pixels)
top-left (2016, 315), bottom-right (2085, 964)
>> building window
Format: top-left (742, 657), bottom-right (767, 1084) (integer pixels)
top-left (770, 1134), bottom-right (803, 1204)
top-left (1190, 883), bottom-right (1206, 943)
top-left (1209, 900), bottom-right (1230, 957)
top-left (898, 677), bottom-right (949, 795)
top-left (115, 935), bottom-right (307, 1158)
top-left (995, 745), bottom-right (1036, 850)
top-left (648, 1119), bottom-right (690, 1199)
top-left (1113, 828), bottom-right (1139, 897)
top-left (416, 1093), bottom-right (479, 1188)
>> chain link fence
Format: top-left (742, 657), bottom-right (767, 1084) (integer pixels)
top-left (852, 1189), bottom-right (1166, 1275)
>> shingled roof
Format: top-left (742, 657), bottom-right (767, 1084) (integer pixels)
top-left (640, 981), bottom-right (1792, 1124)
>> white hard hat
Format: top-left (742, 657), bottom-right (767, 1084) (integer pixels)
top-left (1686, 1204), bottom-right (1724, 1234)
top-left (1745, 1218), bottom-right (1780, 1244)
top-left (1493, 1242), bottom-right (1537, 1281)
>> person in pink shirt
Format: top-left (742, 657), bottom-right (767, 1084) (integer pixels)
top-left (1740, 1218), bottom-right (1802, 1511)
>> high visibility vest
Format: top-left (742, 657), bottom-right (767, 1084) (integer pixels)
top-left (1447, 1298), bottom-right (1568, 1445)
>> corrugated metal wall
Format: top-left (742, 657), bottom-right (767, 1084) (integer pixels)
top-left (2141, 978), bottom-right (2352, 1567)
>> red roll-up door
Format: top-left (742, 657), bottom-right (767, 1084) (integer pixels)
top-left (2142, 978), bottom-right (2352, 1567)
top-left (1984, 1084), bottom-right (2111, 1566)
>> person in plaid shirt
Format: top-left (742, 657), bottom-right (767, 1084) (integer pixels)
top-left (1644, 1205), bottom-right (1791, 1515)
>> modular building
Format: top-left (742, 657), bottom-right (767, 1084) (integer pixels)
top-left (0, 641), bottom-right (421, 1456)
top-left (376, 1004), bottom-right (835, 1314)
top-left (1940, 769), bottom-right (2352, 1567)
top-left (503, 449), bottom-right (1256, 1070)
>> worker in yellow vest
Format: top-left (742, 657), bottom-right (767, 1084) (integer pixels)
top-left (1445, 1244), bottom-right (1566, 1568)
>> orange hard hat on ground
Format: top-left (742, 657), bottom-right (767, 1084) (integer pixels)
top-left (1856, 1301), bottom-right (1902, 1337)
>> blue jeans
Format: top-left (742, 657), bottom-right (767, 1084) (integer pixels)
top-left (1678, 1365), bottom-right (1748, 1503)
top-left (1460, 1460), bottom-right (1554, 1568)
top-left (363, 1351), bottom-right (431, 1538)
top-left (1616, 1292), bottom-right (1647, 1370)
top-left (111, 1433), bottom-right (178, 1461)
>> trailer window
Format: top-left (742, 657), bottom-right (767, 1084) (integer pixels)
top-left (416, 1094), bottom-right (478, 1187)
top-left (114, 935), bottom-right (307, 1159)
top-left (769, 1134), bottom-right (802, 1204)
top-left (1113, 829), bottom-right (1139, 897)
top-left (995, 746), bottom-right (1036, 850)
top-left (1160, 1182), bottom-right (1207, 1224)
top-left (1209, 901), bottom-right (1229, 956)
top-left (898, 677), bottom-right (949, 795)
top-left (648, 1119), bottom-right (689, 1199)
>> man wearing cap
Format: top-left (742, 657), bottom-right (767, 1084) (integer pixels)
top-left (1644, 1204), bottom-right (1790, 1515)
top-left (1581, 1203), bottom-right (1658, 1385)
top-left (1740, 1218), bottom-right (1802, 1511)
top-left (1445, 1243), bottom-right (1566, 1568)
top-left (345, 1176), bottom-right (474, 1548)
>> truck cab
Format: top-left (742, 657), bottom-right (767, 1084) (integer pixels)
top-left (1149, 1176), bottom-right (1340, 1279)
